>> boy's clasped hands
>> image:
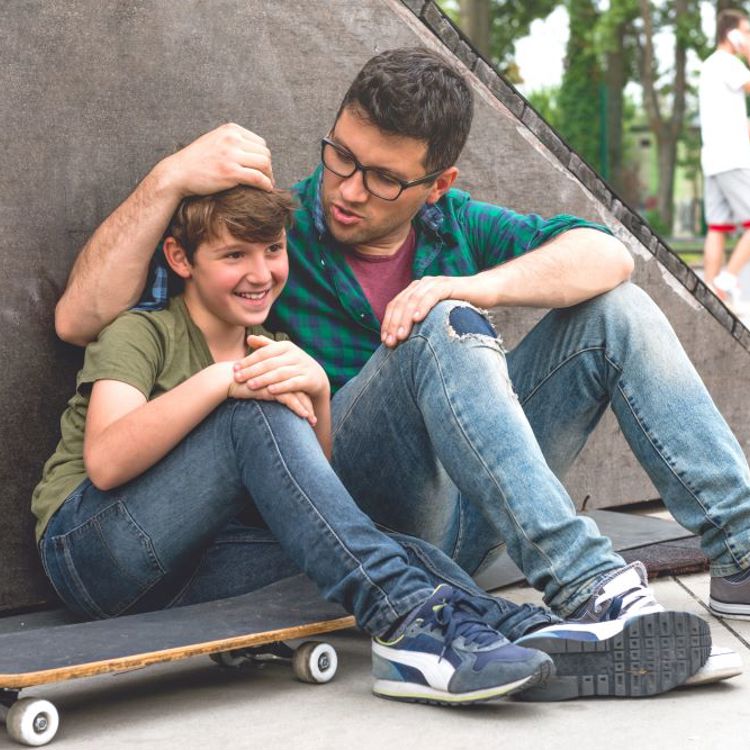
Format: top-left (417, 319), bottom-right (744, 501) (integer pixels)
top-left (229, 334), bottom-right (331, 427)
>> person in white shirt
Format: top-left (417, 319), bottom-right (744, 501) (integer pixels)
top-left (699, 9), bottom-right (750, 303)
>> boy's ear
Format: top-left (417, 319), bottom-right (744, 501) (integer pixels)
top-left (163, 237), bottom-right (193, 279)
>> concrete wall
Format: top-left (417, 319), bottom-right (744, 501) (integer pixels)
top-left (1, 0), bottom-right (747, 610)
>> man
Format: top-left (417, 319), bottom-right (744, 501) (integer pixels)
top-left (700, 9), bottom-right (750, 303)
top-left (56, 48), bottom-right (746, 693)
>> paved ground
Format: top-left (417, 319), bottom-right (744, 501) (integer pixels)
top-left (8, 567), bottom-right (747, 749)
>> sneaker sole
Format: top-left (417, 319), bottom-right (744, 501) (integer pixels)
top-left (514, 611), bottom-right (711, 701)
top-left (373, 659), bottom-right (553, 707)
top-left (709, 597), bottom-right (750, 621)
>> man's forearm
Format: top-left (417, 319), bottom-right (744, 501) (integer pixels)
top-left (457, 228), bottom-right (634, 309)
top-left (55, 166), bottom-right (179, 345)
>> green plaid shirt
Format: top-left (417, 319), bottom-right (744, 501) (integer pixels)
top-left (265, 166), bottom-right (610, 392)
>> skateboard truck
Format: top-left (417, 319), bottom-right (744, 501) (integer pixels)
top-left (210, 640), bottom-right (338, 684)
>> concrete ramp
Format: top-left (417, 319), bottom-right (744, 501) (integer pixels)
top-left (1, 0), bottom-right (746, 610)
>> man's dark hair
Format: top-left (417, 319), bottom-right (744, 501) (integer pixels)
top-left (335, 47), bottom-right (474, 172)
top-left (717, 9), bottom-right (747, 45)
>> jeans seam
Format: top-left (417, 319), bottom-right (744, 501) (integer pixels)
top-left (410, 331), bottom-right (564, 589)
top-left (244, 401), bottom-right (401, 624)
top-left (518, 345), bottom-right (606, 406)
top-left (39, 538), bottom-right (70, 610)
top-left (57, 536), bottom-right (110, 619)
top-left (332, 347), bottom-right (397, 438)
top-left (401, 538), bottom-right (505, 613)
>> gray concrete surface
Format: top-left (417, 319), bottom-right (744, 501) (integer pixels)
top-left (11, 570), bottom-right (745, 750)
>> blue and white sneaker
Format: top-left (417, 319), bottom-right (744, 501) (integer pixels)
top-left (567, 561), bottom-right (738, 689)
top-left (514, 562), bottom-right (713, 700)
top-left (371, 585), bottom-right (554, 705)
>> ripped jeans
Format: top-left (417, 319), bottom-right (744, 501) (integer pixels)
top-left (331, 283), bottom-right (750, 616)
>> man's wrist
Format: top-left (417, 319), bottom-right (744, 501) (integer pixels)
top-left (150, 155), bottom-right (189, 203)
top-left (452, 272), bottom-right (500, 309)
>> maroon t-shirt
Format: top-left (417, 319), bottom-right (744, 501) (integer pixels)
top-left (345, 228), bottom-right (416, 323)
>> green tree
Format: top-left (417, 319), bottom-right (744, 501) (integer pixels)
top-left (446, 0), bottom-right (559, 81)
top-left (558, 0), bottom-right (603, 170)
top-left (634, 0), bottom-right (708, 231)
top-left (527, 86), bottom-right (562, 130)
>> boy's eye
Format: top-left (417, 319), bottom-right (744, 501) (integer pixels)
top-left (225, 251), bottom-right (244, 259)
top-left (267, 243), bottom-right (284, 254)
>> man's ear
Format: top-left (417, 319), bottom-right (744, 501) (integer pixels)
top-left (425, 167), bottom-right (459, 204)
top-left (163, 237), bottom-right (193, 279)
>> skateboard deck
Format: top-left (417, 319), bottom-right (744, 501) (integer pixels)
top-left (0, 575), bottom-right (354, 745)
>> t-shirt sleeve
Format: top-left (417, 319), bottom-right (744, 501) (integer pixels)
top-left (723, 55), bottom-right (750, 91)
top-left (461, 200), bottom-right (613, 269)
top-left (76, 312), bottom-right (165, 399)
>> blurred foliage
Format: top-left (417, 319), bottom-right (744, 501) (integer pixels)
top-left (558, 0), bottom-right (602, 169)
top-left (437, 0), bottom-right (725, 232)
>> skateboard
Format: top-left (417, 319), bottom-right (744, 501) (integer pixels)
top-left (0, 576), bottom-right (354, 746)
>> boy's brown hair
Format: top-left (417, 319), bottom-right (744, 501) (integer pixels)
top-left (717, 9), bottom-right (747, 45)
top-left (166, 185), bottom-right (296, 263)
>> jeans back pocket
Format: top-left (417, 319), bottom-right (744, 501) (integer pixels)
top-left (49, 501), bottom-right (165, 619)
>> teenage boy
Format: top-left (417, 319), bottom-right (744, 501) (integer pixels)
top-left (55, 49), bottom-right (741, 692)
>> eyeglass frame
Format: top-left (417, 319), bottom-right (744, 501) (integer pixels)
top-left (320, 137), bottom-right (445, 201)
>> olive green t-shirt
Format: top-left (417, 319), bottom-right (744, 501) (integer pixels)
top-left (31, 295), bottom-right (286, 542)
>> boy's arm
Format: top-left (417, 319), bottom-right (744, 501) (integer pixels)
top-left (84, 362), bottom-right (236, 490)
top-left (56, 124), bottom-right (274, 346)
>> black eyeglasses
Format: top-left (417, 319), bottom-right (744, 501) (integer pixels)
top-left (320, 137), bottom-right (444, 201)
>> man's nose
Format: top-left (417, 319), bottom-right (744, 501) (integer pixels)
top-left (338, 168), bottom-right (369, 203)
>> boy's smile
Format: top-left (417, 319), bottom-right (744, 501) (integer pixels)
top-left (164, 228), bottom-right (289, 353)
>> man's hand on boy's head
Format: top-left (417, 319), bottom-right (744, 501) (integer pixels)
top-left (234, 336), bottom-right (331, 401)
top-left (155, 123), bottom-right (275, 200)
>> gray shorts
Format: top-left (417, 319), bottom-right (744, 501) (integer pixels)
top-left (705, 168), bottom-right (750, 230)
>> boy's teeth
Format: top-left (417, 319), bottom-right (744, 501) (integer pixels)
top-left (237, 291), bottom-right (266, 299)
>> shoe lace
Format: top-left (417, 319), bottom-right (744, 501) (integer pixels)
top-left (592, 574), bottom-right (662, 620)
top-left (427, 589), bottom-right (502, 660)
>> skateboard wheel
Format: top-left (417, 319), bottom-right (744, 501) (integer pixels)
top-left (6, 699), bottom-right (59, 746)
top-left (292, 641), bottom-right (338, 684)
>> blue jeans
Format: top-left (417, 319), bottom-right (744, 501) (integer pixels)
top-left (331, 283), bottom-right (750, 616)
top-left (39, 399), bottom-right (555, 639)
